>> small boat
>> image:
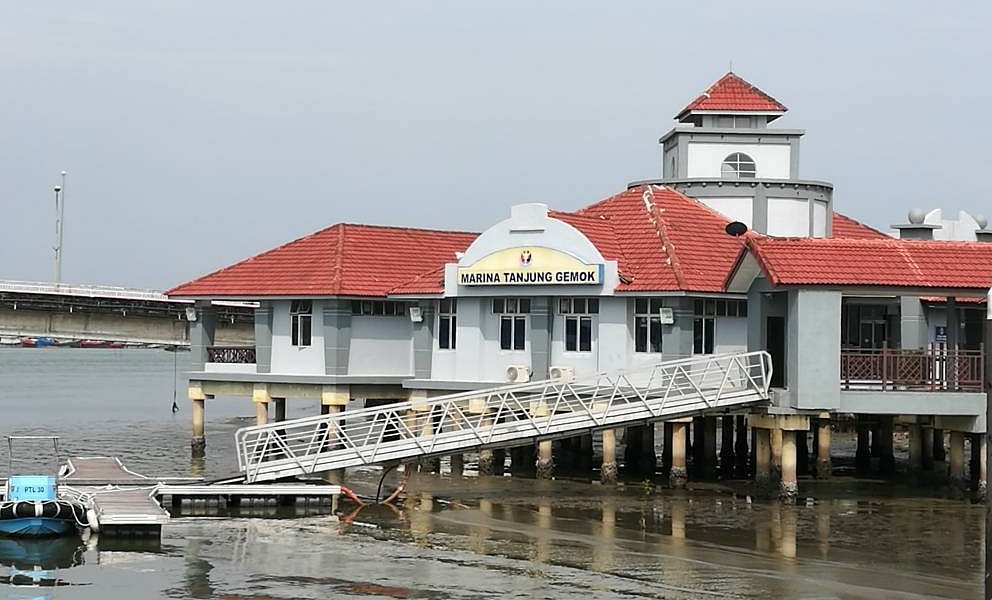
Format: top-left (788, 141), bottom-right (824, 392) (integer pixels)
top-left (0, 337), bottom-right (20, 347)
top-left (18, 338), bottom-right (36, 348)
top-left (78, 339), bottom-right (107, 348)
top-left (1, 437), bottom-right (94, 538)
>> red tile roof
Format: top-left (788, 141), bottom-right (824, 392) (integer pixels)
top-left (831, 212), bottom-right (890, 240)
top-left (745, 237), bottom-right (992, 290)
top-left (677, 72), bottom-right (787, 120)
top-left (167, 224), bottom-right (476, 297)
top-left (577, 185), bottom-right (744, 292)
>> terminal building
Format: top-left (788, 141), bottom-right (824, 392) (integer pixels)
top-left (168, 73), bottom-right (992, 497)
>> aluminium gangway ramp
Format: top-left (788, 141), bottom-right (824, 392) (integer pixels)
top-left (235, 351), bottom-right (772, 483)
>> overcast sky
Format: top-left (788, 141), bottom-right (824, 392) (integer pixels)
top-left (2, 1), bottom-right (990, 289)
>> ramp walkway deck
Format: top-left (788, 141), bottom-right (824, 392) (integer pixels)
top-left (235, 351), bottom-right (772, 483)
top-left (61, 457), bottom-right (170, 535)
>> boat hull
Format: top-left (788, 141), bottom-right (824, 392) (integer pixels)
top-left (0, 518), bottom-right (75, 537)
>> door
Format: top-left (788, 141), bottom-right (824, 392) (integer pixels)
top-left (766, 316), bottom-right (785, 388)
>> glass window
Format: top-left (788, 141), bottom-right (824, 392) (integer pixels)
top-left (290, 300), bottom-right (312, 347)
top-left (351, 300), bottom-right (406, 316)
top-left (634, 299), bottom-right (663, 353)
top-left (495, 299), bottom-right (528, 351)
top-left (720, 152), bottom-right (757, 179)
top-left (438, 299), bottom-right (456, 350)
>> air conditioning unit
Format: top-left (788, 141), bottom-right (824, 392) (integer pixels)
top-left (548, 365), bottom-right (575, 382)
top-left (505, 365), bottom-right (531, 383)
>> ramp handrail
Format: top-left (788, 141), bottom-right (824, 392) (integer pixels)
top-left (234, 351), bottom-right (772, 483)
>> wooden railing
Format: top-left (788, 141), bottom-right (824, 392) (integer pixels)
top-left (207, 346), bottom-right (256, 364)
top-left (840, 344), bottom-right (983, 392)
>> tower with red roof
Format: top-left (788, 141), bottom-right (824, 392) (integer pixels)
top-left (654, 72), bottom-right (834, 238)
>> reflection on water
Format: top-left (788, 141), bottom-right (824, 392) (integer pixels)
top-left (0, 349), bottom-right (986, 599)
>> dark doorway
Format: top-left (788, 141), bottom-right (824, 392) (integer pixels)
top-left (766, 316), bottom-right (785, 388)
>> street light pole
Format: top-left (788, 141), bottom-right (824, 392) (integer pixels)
top-left (53, 171), bottom-right (66, 288)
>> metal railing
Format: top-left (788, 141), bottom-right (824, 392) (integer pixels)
top-left (234, 351), bottom-right (772, 483)
top-left (207, 346), bottom-right (257, 364)
top-left (841, 344), bottom-right (984, 392)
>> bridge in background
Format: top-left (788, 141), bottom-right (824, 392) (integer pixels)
top-left (0, 279), bottom-right (253, 346)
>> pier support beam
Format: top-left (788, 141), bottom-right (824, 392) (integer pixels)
top-left (922, 426), bottom-right (935, 470)
top-left (770, 427), bottom-right (783, 483)
top-left (639, 425), bottom-right (656, 475)
top-left (450, 454), bottom-right (464, 477)
top-left (949, 431), bottom-right (966, 489)
top-left (319, 385), bottom-right (349, 484)
top-left (536, 441), bottom-right (553, 480)
top-left (273, 398), bottom-right (286, 422)
top-left (669, 420), bottom-right (688, 489)
top-left (188, 382), bottom-right (207, 455)
top-left (252, 383), bottom-right (271, 426)
top-left (755, 427), bottom-right (771, 491)
top-left (780, 430), bottom-right (798, 502)
top-left (933, 428), bottom-right (946, 462)
top-left (701, 416), bottom-right (718, 480)
top-left (976, 435), bottom-right (987, 499)
top-left (878, 416), bottom-right (895, 475)
top-left (735, 415), bottom-right (749, 477)
top-left (601, 429), bottom-right (618, 485)
top-left (856, 418), bottom-right (871, 474)
top-left (720, 416), bottom-right (735, 478)
top-left (908, 422), bottom-right (923, 471)
top-left (661, 422), bottom-right (673, 477)
top-left (816, 414), bottom-right (832, 479)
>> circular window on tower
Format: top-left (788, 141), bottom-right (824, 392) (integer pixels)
top-left (721, 152), bottom-right (757, 179)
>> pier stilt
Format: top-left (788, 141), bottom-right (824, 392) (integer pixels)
top-left (770, 427), bottom-right (783, 483)
top-left (601, 429), bottom-right (618, 485)
top-left (191, 397), bottom-right (206, 455)
top-left (720, 416), bottom-right (735, 478)
top-left (255, 401), bottom-right (268, 426)
top-left (702, 416), bottom-right (717, 480)
top-left (669, 420), bottom-right (688, 489)
top-left (639, 425), bottom-right (656, 475)
top-left (536, 441), bottom-right (554, 479)
top-left (661, 422), bottom-right (673, 477)
top-left (816, 415), bottom-right (832, 479)
top-left (909, 422), bottom-right (923, 471)
top-left (922, 426), bottom-right (935, 470)
top-left (450, 454), bottom-right (464, 477)
top-left (856, 418), bottom-right (871, 474)
top-left (949, 431), bottom-right (966, 489)
top-left (878, 417), bottom-right (895, 475)
top-left (319, 403), bottom-right (344, 484)
top-left (273, 398), bottom-right (286, 422)
top-left (755, 427), bottom-right (771, 492)
top-left (735, 415), bottom-right (749, 477)
top-left (796, 426), bottom-right (809, 477)
top-left (933, 428), bottom-right (946, 461)
top-left (780, 430), bottom-right (798, 502)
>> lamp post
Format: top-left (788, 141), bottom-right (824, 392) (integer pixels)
top-left (985, 285), bottom-right (992, 600)
top-left (53, 171), bottom-right (66, 288)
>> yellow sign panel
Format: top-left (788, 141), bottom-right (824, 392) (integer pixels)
top-left (457, 247), bottom-right (603, 286)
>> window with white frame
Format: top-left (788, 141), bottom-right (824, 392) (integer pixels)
top-left (493, 298), bottom-right (530, 351)
top-left (634, 298), bottom-right (664, 353)
top-left (290, 300), bottom-right (312, 347)
top-left (560, 297), bottom-right (598, 352)
top-left (693, 299), bottom-right (747, 354)
top-left (721, 152), bottom-right (757, 179)
top-left (351, 300), bottom-right (407, 316)
top-left (438, 298), bottom-right (456, 350)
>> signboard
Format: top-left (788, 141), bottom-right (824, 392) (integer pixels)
top-left (457, 247), bottom-right (604, 286)
top-left (935, 326), bottom-right (947, 343)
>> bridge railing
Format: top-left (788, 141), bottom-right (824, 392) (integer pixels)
top-left (235, 351), bottom-right (772, 482)
top-left (207, 346), bottom-right (257, 363)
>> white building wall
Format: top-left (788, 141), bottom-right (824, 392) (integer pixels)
top-left (715, 317), bottom-right (748, 353)
top-left (686, 143), bottom-right (791, 179)
top-left (270, 300), bottom-right (325, 375)
top-left (813, 201), bottom-right (828, 238)
top-left (767, 197), bottom-right (810, 237)
top-left (348, 317), bottom-right (414, 376)
top-left (697, 197), bottom-right (753, 228)
top-left (596, 298), bottom-right (629, 374)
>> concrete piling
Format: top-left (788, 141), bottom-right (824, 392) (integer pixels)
top-left (815, 416), bottom-right (831, 479)
top-left (601, 429), bottom-right (618, 485)
top-left (720, 416), bottom-right (735, 478)
top-left (735, 415), bottom-right (749, 477)
top-left (536, 442), bottom-right (553, 479)
top-left (670, 421), bottom-right (688, 489)
top-left (780, 430), bottom-right (798, 502)
top-left (949, 431), bottom-right (966, 489)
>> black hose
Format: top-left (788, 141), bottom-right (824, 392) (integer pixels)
top-left (374, 464), bottom-right (398, 503)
